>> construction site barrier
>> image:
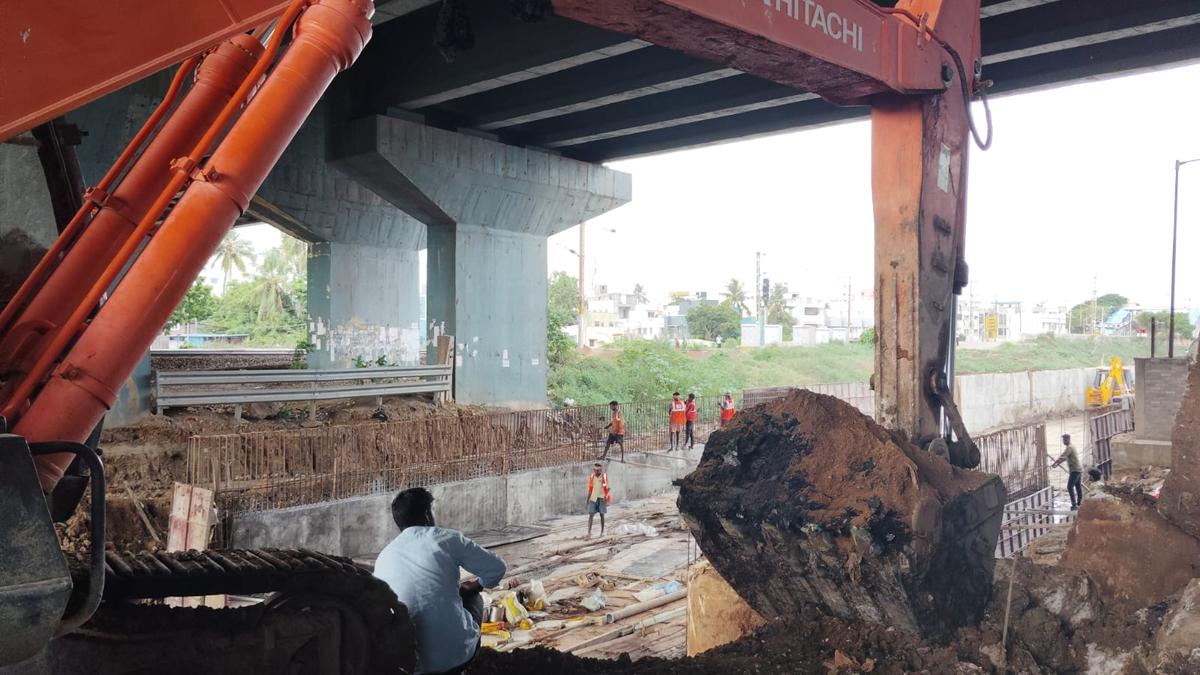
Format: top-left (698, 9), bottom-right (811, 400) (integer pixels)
top-left (995, 485), bottom-right (1073, 558)
top-left (188, 385), bottom-right (1048, 515)
top-left (156, 365), bottom-right (452, 416)
top-left (1086, 404), bottom-right (1133, 479)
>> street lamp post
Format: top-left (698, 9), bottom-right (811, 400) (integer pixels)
top-left (1170, 158), bottom-right (1200, 358)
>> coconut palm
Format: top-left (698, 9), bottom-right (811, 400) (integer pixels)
top-left (722, 278), bottom-right (750, 316)
top-left (279, 235), bottom-right (309, 278)
top-left (214, 231), bottom-right (254, 293)
top-left (632, 283), bottom-right (649, 305)
top-left (247, 248), bottom-right (295, 322)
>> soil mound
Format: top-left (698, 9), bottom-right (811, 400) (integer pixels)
top-left (677, 389), bottom-right (1007, 638)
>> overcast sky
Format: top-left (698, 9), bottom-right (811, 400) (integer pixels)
top-left (236, 62), bottom-right (1200, 313)
top-left (548, 62), bottom-right (1200, 313)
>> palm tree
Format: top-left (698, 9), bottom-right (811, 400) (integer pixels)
top-left (279, 235), bottom-right (309, 278)
top-left (632, 283), bottom-right (648, 305)
top-left (214, 231), bottom-right (254, 293)
top-left (723, 278), bottom-right (750, 316)
top-left (247, 248), bottom-right (295, 322)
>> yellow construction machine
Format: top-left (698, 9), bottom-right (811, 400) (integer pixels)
top-left (1086, 356), bottom-right (1135, 407)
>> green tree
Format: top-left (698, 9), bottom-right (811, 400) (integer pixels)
top-left (767, 282), bottom-right (795, 341)
top-left (859, 327), bottom-right (877, 345)
top-left (247, 248), bottom-right (297, 322)
top-left (1136, 311), bottom-right (1195, 342)
top-left (547, 312), bottom-right (575, 367)
top-left (166, 280), bottom-right (216, 331)
top-left (548, 271), bottom-right (579, 324)
top-left (722, 278), bottom-right (750, 316)
top-left (687, 303), bottom-right (741, 341)
top-left (632, 283), bottom-right (648, 305)
top-left (214, 231), bottom-right (255, 292)
top-left (279, 236), bottom-right (309, 278)
top-left (1067, 293), bottom-right (1127, 334)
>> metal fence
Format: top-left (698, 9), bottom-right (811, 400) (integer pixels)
top-left (1086, 404), bottom-right (1134, 478)
top-left (156, 365), bottom-right (452, 416)
top-left (189, 394), bottom-right (735, 513)
top-left (995, 486), bottom-right (1072, 558)
top-left (976, 423), bottom-right (1048, 499)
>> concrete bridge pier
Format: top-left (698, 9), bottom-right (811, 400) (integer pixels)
top-left (256, 104), bottom-right (426, 368)
top-left (333, 116), bottom-right (631, 407)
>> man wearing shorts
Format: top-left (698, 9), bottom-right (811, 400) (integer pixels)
top-left (668, 392), bottom-right (686, 451)
top-left (600, 400), bottom-right (625, 461)
top-left (586, 462), bottom-right (611, 539)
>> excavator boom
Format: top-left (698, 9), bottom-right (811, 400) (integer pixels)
top-left (0, 0), bottom-right (292, 141)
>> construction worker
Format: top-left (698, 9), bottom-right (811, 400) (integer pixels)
top-left (1051, 433), bottom-right (1084, 510)
top-left (684, 393), bottom-right (698, 449)
top-left (668, 392), bottom-right (687, 450)
top-left (719, 392), bottom-right (737, 427)
top-left (600, 400), bottom-right (625, 462)
top-left (586, 462), bottom-right (612, 539)
top-left (374, 487), bottom-right (508, 675)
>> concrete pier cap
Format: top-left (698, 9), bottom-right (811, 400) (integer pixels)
top-left (332, 115), bottom-right (632, 407)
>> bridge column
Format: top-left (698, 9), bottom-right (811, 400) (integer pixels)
top-left (256, 103), bottom-right (426, 368)
top-left (332, 116), bottom-right (631, 407)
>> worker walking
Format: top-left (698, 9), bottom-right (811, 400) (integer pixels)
top-left (374, 488), bottom-right (508, 675)
top-left (586, 462), bottom-right (612, 539)
top-left (1051, 433), bottom-right (1084, 510)
top-left (668, 392), bottom-right (687, 451)
top-left (719, 392), bottom-right (736, 427)
top-left (600, 400), bottom-right (625, 462)
top-left (684, 393), bottom-right (698, 449)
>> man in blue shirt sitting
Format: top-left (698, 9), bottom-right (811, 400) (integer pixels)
top-left (374, 488), bottom-right (508, 674)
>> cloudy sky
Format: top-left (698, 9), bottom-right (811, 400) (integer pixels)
top-left (548, 62), bottom-right (1200, 313)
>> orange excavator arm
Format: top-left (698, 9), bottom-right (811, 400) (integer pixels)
top-left (0, 0), bottom-right (293, 141)
top-left (557, 0), bottom-right (988, 463)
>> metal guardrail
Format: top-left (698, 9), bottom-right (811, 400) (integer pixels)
top-left (156, 365), bottom-right (452, 416)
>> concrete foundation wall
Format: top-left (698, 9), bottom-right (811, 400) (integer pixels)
top-left (1135, 357), bottom-right (1189, 442)
top-left (307, 241), bottom-right (422, 367)
top-left (230, 450), bottom-right (696, 558)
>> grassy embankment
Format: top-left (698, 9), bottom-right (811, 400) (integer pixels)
top-left (548, 336), bottom-right (1150, 406)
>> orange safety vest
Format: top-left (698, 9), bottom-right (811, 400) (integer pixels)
top-left (587, 473), bottom-right (612, 503)
top-left (611, 411), bottom-right (625, 435)
top-left (669, 400), bottom-right (686, 425)
top-left (720, 398), bottom-right (736, 421)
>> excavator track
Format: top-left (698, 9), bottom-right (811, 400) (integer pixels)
top-left (50, 548), bottom-right (415, 675)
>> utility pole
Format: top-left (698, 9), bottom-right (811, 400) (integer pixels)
top-left (755, 252), bottom-right (763, 347)
top-left (578, 222), bottom-right (586, 348)
top-left (1170, 158), bottom-right (1200, 357)
top-left (1092, 276), bottom-right (1098, 336)
top-left (846, 277), bottom-right (852, 343)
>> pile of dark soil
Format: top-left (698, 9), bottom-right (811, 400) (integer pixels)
top-left (469, 559), bottom-right (1177, 675)
top-left (677, 389), bottom-right (1006, 638)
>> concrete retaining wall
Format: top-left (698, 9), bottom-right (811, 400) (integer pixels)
top-left (229, 450), bottom-right (698, 558)
top-left (955, 368), bottom-right (1092, 432)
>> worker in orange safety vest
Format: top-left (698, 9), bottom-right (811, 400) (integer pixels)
top-left (719, 392), bottom-right (736, 426)
top-left (668, 392), bottom-right (687, 451)
top-left (600, 400), bottom-right (625, 462)
top-left (684, 393), bottom-right (698, 449)
top-left (586, 462), bottom-right (612, 539)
